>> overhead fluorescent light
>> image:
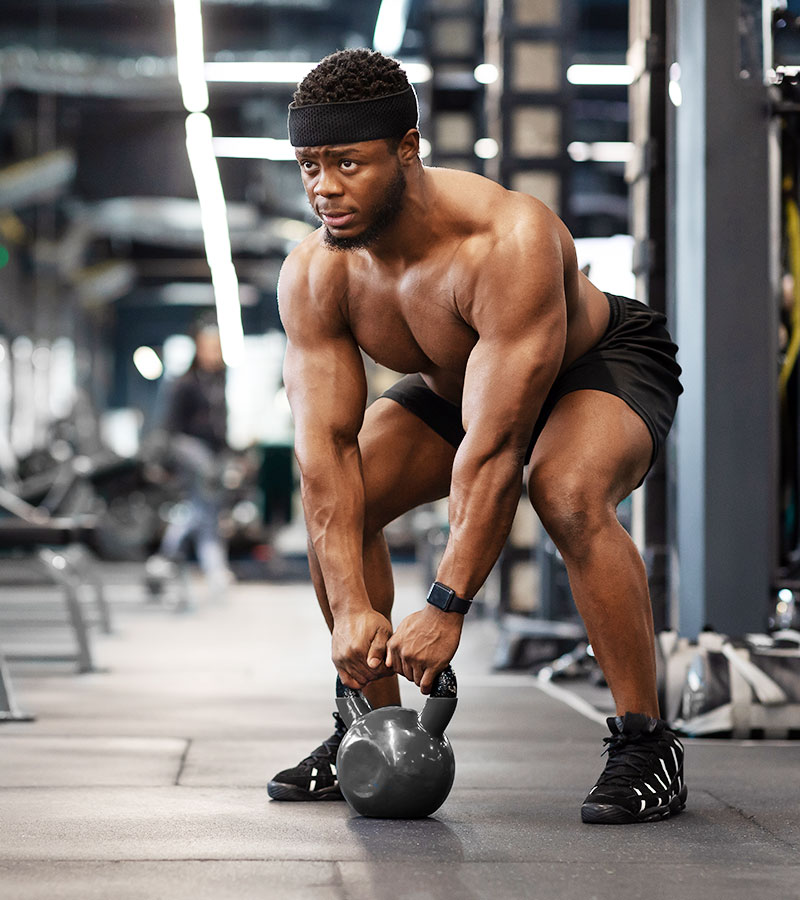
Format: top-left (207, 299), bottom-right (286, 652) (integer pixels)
top-left (186, 114), bottom-right (231, 268)
top-left (373, 0), bottom-right (412, 56)
top-left (473, 63), bottom-right (499, 85)
top-left (205, 61), bottom-right (314, 83)
top-left (185, 113), bottom-right (244, 366)
top-left (474, 137), bottom-right (499, 159)
top-left (211, 261), bottom-right (245, 367)
top-left (568, 141), bottom-right (635, 163)
top-left (566, 64), bottom-right (634, 86)
top-left (173, 0), bottom-right (208, 112)
top-left (212, 137), bottom-right (297, 160)
top-left (174, 0), bottom-right (243, 367)
top-left (204, 60), bottom-right (431, 84)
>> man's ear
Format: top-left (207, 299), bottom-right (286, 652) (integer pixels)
top-left (398, 128), bottom-right (420, 165)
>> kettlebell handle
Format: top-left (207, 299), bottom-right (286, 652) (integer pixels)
top-left (419, 666), bottom-right (457, 738)
top-left (429, 665), bottom-right (457, 699)
top-left (335, 666), bottom-right (458, 731)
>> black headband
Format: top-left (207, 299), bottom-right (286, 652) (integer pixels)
top-left (288, 86), bottom-right (419, 147)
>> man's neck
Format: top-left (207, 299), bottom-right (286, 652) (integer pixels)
top-left (365, 164), bottom-right (437, 265)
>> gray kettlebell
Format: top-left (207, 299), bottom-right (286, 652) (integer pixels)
top-left (335, 666), bottom-right (458, 819)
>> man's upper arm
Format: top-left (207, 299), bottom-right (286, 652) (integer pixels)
top-left (459, 210), bottom-right (568, 454)
top-left (278, 250), bottom-right (367, 457)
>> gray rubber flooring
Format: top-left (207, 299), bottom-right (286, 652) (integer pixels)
top-left (1, 562), bottom-right (799, 899)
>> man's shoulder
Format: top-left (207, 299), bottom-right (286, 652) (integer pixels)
top-left (430, 167), bottom-right (562, 250)
top-left (281, 230), bottom-right (348, 289)
top-left (278, 232), bottom-right (350, 331)
top-left (280, 232), bottom-right (350, 300)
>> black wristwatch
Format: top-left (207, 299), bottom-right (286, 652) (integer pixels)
top-left (426, 581), bottom-right (472, 615)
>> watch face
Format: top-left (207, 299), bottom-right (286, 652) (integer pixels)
top-left (428, 583), bottom-right (454, 609)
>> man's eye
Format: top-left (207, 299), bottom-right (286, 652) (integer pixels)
top-left (300, 160), bottom-right (315, 170)
top-left (340, 160), bottom-right (355, 169)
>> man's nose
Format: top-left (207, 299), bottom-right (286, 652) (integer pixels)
top-left (313, 168), bottom-right (343, 197)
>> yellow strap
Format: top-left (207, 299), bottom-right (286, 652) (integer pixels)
top-left (779, 191), bottom-right (800, 399)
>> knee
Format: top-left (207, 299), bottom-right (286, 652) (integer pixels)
top-left (528, 472), bottom-right (613, 561)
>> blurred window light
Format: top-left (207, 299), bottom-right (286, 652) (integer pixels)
top-left (418, 137), bottom-right (432, 159)
top-left (474, 63), bottom-right (499, 85)
top-left (49, 337), bottom-right (76, 420)
top-left (566, 64), bottom-right (634, 86)
top-left (374, 0), bottom-right (412, 56)
top-left (173, 0), bottom-right (208, 112)
top-left (100, 408), bottom-right (142, 459)
top-left (163, 334), bottom-right (196, 377)
top-left (212, 137), bottom-right (297, 160)
top-left (568, 141), bottom-right (634, 163)
top-left (204, 59), bottom-right (431, 84)
top-left (474, 137), bottom-right (499, 159)
top-left (133, 346), bottom-right (164, 381)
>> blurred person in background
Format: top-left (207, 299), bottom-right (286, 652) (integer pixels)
top-left (146, 321), bottom-right (234, 597)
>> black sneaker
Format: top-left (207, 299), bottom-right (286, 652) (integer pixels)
top-left (267, 713), bottom-right (347, 801)
top-left (581, 712), bottom-right (688, 824)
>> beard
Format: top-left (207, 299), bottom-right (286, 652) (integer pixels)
top-left (320, 166), bottom-right (407, 252)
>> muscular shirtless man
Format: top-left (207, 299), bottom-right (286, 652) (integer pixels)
top-left (267, 49), bottom-right (686, 825)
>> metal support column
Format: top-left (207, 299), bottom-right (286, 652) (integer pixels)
top-left (668, 0), bottom-right (780, 638)
top-left (629, 0), bottom-right (670, 632)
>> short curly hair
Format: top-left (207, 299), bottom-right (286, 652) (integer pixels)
top-left (293, 49), bottom-right (410, 106)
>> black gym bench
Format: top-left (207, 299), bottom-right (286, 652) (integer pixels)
top-left (0, 485), bottom-right (110, 721)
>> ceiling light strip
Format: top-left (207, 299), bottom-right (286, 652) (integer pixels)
top-left (173, 0), bottom-right (243, 366)
top-left (373, 0), bottom-right (412, 56)
top-left (203, 60), bottom-right (432, 84)
top-left (566, 64), bottom-right (634, 86)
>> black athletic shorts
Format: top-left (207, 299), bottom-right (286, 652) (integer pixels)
top-left (380, 292), bottom-right (683, 473)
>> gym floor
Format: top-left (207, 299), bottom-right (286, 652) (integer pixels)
top-left (0, 563), bottom-right (798, 900)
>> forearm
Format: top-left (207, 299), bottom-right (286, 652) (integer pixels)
top-left (298, 441), bottom-right (371, 616)
top-left (435, 439), bottom-right (526, 598)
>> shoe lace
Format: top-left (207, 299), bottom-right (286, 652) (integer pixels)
top-left (596, 732), bottom-right (666, 787)
top-left (297, 733), bottom-right (341, 770)
top-left (296, 714), bottom-right (347, 771)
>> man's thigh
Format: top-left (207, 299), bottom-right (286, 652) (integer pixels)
top-left (360, 397), bottom-right (457, 532)
top-left (527, 389), bottom-right (653, 509)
